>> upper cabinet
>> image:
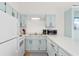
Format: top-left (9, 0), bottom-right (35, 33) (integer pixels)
top-left (0, 2), bottom-right (6, 12)
top-left (12, 8), bottom-right (18, 18)
top-left (45, 15), bottom-right (56, 28)
top-left (64, 9), bottom-right (72, 37)
top-left (20, 15), bottom-right (27, 27)
top-left (0, 2), bottom-right (20, 19)
top-left (6, 3), bottom-right (12, 16)
top-left (64, 6), bottom-right (79, 40)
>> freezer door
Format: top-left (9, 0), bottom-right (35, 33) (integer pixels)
top-left (0, 38), bottom-right (17, 56)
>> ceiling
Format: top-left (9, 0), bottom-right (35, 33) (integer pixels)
top-left (8, 2), bottom-right (79, 14)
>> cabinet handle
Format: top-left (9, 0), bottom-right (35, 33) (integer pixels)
top-left (55, 53), bottom-right (57, 56)
top-left (29, 40), bottom-right (32, 44)
top-left (39, 40), bottom-right (41, 44)
top-left (5, 2), bottom-right (6, 13)
top-left (19, 40), bottom-right (23, 47)
top-left (51, 44), bottom-right (54, 47)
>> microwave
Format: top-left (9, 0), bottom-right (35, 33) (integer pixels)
top-left (47, 30), bottom-right (57, 35)
top-left (43, 29), bottom-right (57, 35)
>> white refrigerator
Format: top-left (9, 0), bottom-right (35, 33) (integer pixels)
top-left (0, 10), bottom-right (18, 56)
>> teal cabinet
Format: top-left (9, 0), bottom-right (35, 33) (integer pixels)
top-left (12, 8), bottom-right (17, 18)
top-left (64, 9), bottom-right (72, 37)
top-left (31, 39), bottom-right (39, 50)
top-left (47, 39), bottom-right (71, 56)
top-left (0, 2), bottom-right (6, 12)
top-left (26, 39), bottom-right (39, 51)
top-left (46, 15), bottom-right (56, 28)
top-left (0, 2), bottom-right (19, 19)
top-left (17, 13), bottom-right (21, 27)
top-left (26, 39), bottom-right (32, 50)
top-left (6, 3), bottom-right (12, 16)
top-left (39, 39), bottom-right (47, 50)
top-left (25, 36), bottom-right (47, 51)
top-left (20, 15), bottom-right (27, 27)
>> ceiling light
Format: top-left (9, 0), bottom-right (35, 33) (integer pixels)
top-left (31, 17), bottom-right (40, 20)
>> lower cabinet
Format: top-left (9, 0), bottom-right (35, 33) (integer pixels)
top-left (25, 36), bottom-right (47, 51)
top-left (26, 36), bottom-right (70, 56)
top-left (47, 39), bottom-right (70, 56)
top-left (47, 40), bottom-right (57, 56)
top-left (31, 39), bottom-right (39, 50)
top-left (26, 39), bottom-right (32, 50)
top-left (26, 39), bottom-right (39, 51)
top-left (39, 39), bottom-right (47, 50)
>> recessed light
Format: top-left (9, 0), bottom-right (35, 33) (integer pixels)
top-left (31, 17), bottom-right (40, 20)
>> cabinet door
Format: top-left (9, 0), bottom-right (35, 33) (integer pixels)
top-left (47, 40), bottom-right (51, 55)
top-left (31, 39), bottom-right (39, 50)
top-left (47, 40), bottom-right (56, 56)
top-left (26, 39), bottom-right (39, 51)
top-left (0, 2), bottom-right (5, 12)
top-left (6, 3), bottom-right (12, 16)
top-left (46, 15), bottom-right (55, 28)
top-left (20, 15), bottom-right (26, 27)
top-left (64, 9), bottom-right (72, 37)
top-left (50, 44), bottom-right (56, 56)
top-left (39, 40), bottom-right (47, 50)
top-left (18, 37), bottom-right (25, 56)
top-left (47, 42), bottom-right (52, 56)
top-left (12, 8), bottom-right (17, 18)
top-left (26, 39), bottom-right (31, 50)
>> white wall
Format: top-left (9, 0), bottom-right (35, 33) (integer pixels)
top-left (8, 2), bottom-right (79, 37)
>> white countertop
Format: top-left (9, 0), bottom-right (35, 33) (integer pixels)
top-left (47, 35), bottom-right (79, 56)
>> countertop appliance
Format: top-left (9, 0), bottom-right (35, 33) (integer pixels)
top-left (47, 29), bottom-right (57, 35)
top-left (43, 29), bottom-right (47, 35)
top-left (43, 29), bottom-right (57, 35)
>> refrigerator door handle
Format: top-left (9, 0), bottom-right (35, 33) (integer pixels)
top-left (0, 37), bottom-right (18, 45)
